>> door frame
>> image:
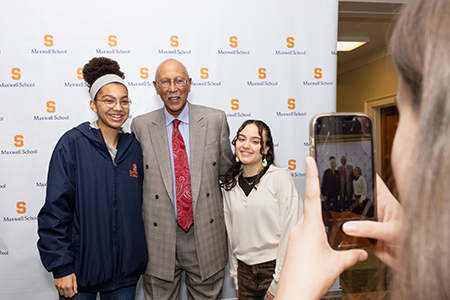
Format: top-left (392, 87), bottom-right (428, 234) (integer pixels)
top-left (364, 94), bottom-right (396, 177)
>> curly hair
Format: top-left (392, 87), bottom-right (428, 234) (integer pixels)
top-left (82, 57), bottom-right (125, 88)
top-left (222, 119), bottom-right (275, 191)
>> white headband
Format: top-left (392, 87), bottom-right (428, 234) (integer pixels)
top-left (89, 74), bottom-right (127, 99)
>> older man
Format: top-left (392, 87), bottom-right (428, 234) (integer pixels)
top-left (338, 155), bottom-right (353, 211)
top-left (131, 59), bottom-right (233, 300)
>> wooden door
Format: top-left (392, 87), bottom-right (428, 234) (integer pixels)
top-left (380, 105), bottom-right (399, 197)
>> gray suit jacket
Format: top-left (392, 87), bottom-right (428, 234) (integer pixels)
top-left (131, 103), bottom-right (233, 281)
top-left (339, 164), bottom-right (354, 200)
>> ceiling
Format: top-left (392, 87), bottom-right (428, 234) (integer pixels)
top-left (337, 0), bottom-right (405, 71)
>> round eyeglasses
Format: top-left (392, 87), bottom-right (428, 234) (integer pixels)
top-left (96, 98), bottom-right (132, 108)
top-left (156, 78), bottom-right (188, 88)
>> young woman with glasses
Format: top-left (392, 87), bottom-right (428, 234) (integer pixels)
top-left (37, 57), bottom-right (147, 300)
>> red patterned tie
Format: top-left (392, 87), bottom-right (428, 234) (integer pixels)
top-left (172, 119), bottom-right (193, 231)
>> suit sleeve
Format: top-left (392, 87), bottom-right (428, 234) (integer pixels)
top-left (269, 171), bottom-right (304, 296)
top-left (218, 111), bottom-right (234, 180)
top-left (130, 119), bottom-right (139, 140)
top-left (37, 140), bottom-right (76, 279)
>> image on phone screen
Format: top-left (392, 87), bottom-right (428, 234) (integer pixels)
top-left (312, 114), bottom-right (377, 250)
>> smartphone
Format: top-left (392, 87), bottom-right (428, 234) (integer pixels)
top-left (310, 113), bottom-right (377, 250)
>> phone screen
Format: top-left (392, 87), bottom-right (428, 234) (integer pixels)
top-left (311, 114), bottom-right (377, 250)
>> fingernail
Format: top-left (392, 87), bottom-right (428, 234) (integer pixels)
top-left (359, 251), bottom-right (368, 261)
top-left (305, 156), bottom-right (312, 168)
top-left (343, 222), bottom-right (356, 233)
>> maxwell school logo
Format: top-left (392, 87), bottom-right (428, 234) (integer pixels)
top-left (226, 99), bottom-right (251, 118)
top-left (247, 68), bottom-right (278, 87)
top-left (0, 135), bottom-right (38, 155)
top-left (127, 68), bottom-right (154, 87)
top-left (96, 35), bottom-right (131, 55)
top-left (130, 164), bottom-right (138, 178)
top-left (0, 68), bottom-right (36, 88)
top-left (303, 68), bottom-right (334, 86)
top-left (191, 67), bottom-right (222, 87)
top-left (288, 159), bottom-right (306, 178)
top-left (218, 36), bottom-right (250, 55)
top-left (158, 35), bottom-right (192, 55)
top-left (64, 68), bottom-right (88, 88)
top-left (34, 101), bottom-right (69, 121)
top-left (2, 200), bottom-right (37, 223)
top-left (31, 34), bottom-right (68, 55)
top-left (275, 37), bottom-right (307, 55)
top-left (276, 98), bottom-right (307, 117)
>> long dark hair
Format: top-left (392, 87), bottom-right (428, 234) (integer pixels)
top-left (222, 120), bottom-right (275, 191)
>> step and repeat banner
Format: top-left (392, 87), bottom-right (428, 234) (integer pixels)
top-left (0, 1), bottom-right (338, 299)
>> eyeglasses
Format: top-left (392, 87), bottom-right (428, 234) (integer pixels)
top-left (96, 97), bottom-right (132, 108)
top-left (156, 78), bottom-right (188, 88)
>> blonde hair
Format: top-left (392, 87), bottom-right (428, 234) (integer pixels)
top-left (390, 0), bottom-right (450, 298)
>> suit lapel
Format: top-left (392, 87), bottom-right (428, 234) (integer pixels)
top-left (148, 109), bottom-right (174, 203)
top-left (189, 104), bottom-right (206, 209)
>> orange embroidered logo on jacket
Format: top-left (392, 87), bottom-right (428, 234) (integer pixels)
top-left (130, 164), bottom-right (138, 178)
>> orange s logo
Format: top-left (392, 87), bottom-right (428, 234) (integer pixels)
top-left (130, 164), bottom-right (139, 178)
top-left (288, 98), bottom-right (296, 110)
top-left (14, 135), bottom-right (24, 147)
top-left (258, 68), bottom-right (266, 79)
top-left (231, 99), bottom-right (239, 111)
top-left (47, 101), bottom-right (56, 113)
top-left (44, 34), bottom-right (54, 47)
top-left (108, 35), bottom-right (117, 47)
top-left (229, 36), bottom-right (238, 48)
top-left (200, 68), bottom-right (209, 79)
top-left (314, 67), bottom-right (322, 79)
top-left (17, 201), bottom-right (26, 214)
top-left (77, 67), bottom-right (84, 80)
top-left (11, 68), bottom-right (21, 80)
top-left (287, 37), bottom-right (294, 48)
top-left (288, 159), bottom-right (296, 170)
top-left (170, 36), bottom-right (179, 47)
top-left (140, 67), bottom-right (149, 79)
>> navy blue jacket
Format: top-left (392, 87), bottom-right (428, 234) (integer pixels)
top-left (37, 122), bottom-right (148, 293)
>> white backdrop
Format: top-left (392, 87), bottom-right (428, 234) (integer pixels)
top-left (0, 1), bottom-right (338, 299)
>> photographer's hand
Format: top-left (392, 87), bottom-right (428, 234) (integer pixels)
top-left (276, 157), bottom-right (367, 300)
top-left (343, 175), bottom-right (403, 270)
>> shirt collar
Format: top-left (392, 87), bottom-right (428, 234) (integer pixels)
top-left (164, 102), bottom-right (190, 127)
